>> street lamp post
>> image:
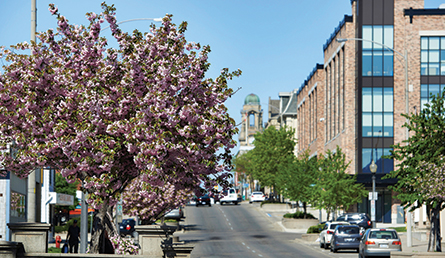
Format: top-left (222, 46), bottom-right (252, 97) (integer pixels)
top-left (336, 37), bottom-right (412, 246)
top-left (369, 160), bottom-right (377, 228)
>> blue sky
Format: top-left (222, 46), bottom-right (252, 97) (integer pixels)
top-left (1, 0), bottom-right (444, 154)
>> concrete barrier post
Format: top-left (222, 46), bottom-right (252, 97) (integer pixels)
top-left (7, 223), bottom-right (51, 253)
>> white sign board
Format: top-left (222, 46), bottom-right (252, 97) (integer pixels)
top-left (368, 192), bottom-right (378, 200)
top-left (49, 192), bottom-right (74, 206)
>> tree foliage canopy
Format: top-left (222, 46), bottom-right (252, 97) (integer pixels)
top-left (385, 93), bottom-right (445, 210)
top-left (0, 3), bottom-right (240, 252)
top-left (312, 146), bottom-right (367, 216)
top-left (248, 126), bottom-right (296, 192)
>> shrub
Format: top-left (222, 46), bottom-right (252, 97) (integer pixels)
top-left (307, 223), bottom-right (325, 234)
top-left (48, 247), bottom-right (61, 253)
top-left (283, 211), bottom-right (316, 219)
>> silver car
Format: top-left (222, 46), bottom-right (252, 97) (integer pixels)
top-left (319, 221), bottom-right (350, 249)
top-left (359, 228), bottom-right (402, 258)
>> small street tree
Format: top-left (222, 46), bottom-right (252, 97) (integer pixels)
top-left (0, 3), bottom-right (240, 253)
top-left (385, 93), bottom-right (445, 252)
top-left (249, 126), bottom-right (296, 198)
top-left (278, 150), bottom-right (318, 218)
top-left (233, 151), bottom-right (253, 190)
top-left (313, 146), bottom-right (367, 220)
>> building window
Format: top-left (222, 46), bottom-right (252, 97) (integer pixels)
top-left (421, 37), bottom-right (445, 76)
top-left (362, 25), bottom-right (394, 77)
top-left (362, 148), bottom-right (393, 173)
top-left (421, 84), bottom-right (445, 109)
top-left (362, 87), bottom-right (393, 137)
top-left (11, 192), bottom-right (26, 218)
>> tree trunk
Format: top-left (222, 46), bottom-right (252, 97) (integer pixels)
top-left (303, 202), bottom-right (307, 219)
top-left (428, 204), bottom-right (442, 252)
top-left (89, 202), bottom-right (117, 254)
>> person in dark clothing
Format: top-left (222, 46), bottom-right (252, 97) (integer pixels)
top-left (66, 220), bottom-right (80, 253)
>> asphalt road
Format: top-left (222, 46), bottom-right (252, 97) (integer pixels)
top-left (179, 202), bottom-right (333, 258)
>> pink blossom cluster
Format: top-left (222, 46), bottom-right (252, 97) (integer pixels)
top-left (415, 161), bottom-right (445, 201)
top-left (0, 2), bottom-right (240, 217)
top-left (109, 234), bottom-right (139, 255)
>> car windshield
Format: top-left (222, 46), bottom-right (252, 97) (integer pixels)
top-left (369, 231), bottom-right (398, 239)
top-left (338, 227), bottom-right (359, 234)
top-left (330, 224), bottom-right (342, 229)
top-left (337, 216), bottom-right (346, 221)
top-left (348, 215), bottom-right (362, 220)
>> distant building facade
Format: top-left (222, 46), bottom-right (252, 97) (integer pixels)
top-left (265, 0), bottom-right (445, 227)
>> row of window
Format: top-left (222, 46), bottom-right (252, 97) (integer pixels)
top-left (362, 87), bottom-right (393, 137)
top-left (421, 37), bottom-right (445, 76)
top-left (362, 148), bottom-right (393, 174)
top-left (362, 25), bottom-right (394, 77)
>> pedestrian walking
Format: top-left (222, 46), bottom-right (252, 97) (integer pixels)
top-left (66, 220), bottom-right (80, 253)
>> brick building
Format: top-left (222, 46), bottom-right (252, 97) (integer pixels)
top-left (291, 0), bottom-right (445, 225)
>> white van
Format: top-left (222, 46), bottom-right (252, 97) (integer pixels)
top-left (220, 188), bottom-right (238, 205)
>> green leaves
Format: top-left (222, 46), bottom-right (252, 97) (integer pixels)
top-left (385, 92), bottom-right (445, 209)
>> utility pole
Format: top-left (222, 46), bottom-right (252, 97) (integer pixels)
top-left (80, 183), bottom-right (88, 253)
top-left (27, 0), bottom-right (37, 223)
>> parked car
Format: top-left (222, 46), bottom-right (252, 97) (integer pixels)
top-left (319, 221), bottom-right (350, 249)
top-left (359, 228), bottom-right (402, 258)
top-left (220, 188), bottom-right (238, 205)
top-left (249, 191), bottom-right (266, 203)
top-left (196, 194), bottom-right (211, 207)
top-left (330, 224), bottom-right (361, 253)
top-left (336, 213), bottom-right (372, 229)
top-left (119, 218), bottom-right (136, 237)
top-left (164, 206), bottom-right (184, 221)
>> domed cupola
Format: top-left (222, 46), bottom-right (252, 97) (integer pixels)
top-left (244, 93), bottom-right (260, 105)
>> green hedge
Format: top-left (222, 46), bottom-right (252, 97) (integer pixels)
top-left (307, 223), bottom-right (325, 234)
top-left (48, 247), bottom-right (61, 253)
top-left (283, 211), bottom-right (316, 219)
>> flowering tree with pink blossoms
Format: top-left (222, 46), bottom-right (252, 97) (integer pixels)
top-left (0, 3), bottom-right (239, 253)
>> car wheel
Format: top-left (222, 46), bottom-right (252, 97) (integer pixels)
top-left (332, 247), bottom-right (337, 253)
top-left (249, 201), bottom-right (252, 204)
top-left (208, 203), bottom-right (211, 207)
top-left (356, 248), bottom-right (359, 253)
top-left (234, 202), bottom-right (238, 205)
top-left (319, 241), bottom-right (324, 249)
top-left (220, 202), bottom-right (224, 205)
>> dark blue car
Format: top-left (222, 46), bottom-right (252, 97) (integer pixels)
top-left (330, 224), bottom-right (361, 253)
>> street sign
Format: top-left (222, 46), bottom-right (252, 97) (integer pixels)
top-left (368, 192), bottom-right (378, 200)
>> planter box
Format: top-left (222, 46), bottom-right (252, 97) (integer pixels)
top-left (281, 218), bottom-right (319, 230)
top-left (261, 203), bottom-right (291, 211)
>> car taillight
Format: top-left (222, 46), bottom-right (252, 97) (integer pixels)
top-left (392, 241), bottom-right (402, 245)
top-left (365, 241), bottom-right (376, 245)
top-left (126, 225), bottom-right (130, 230)
top-left (327, 230), bottom-right (334, 234)
top-left (367, 221), bottom-right (371, 226)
